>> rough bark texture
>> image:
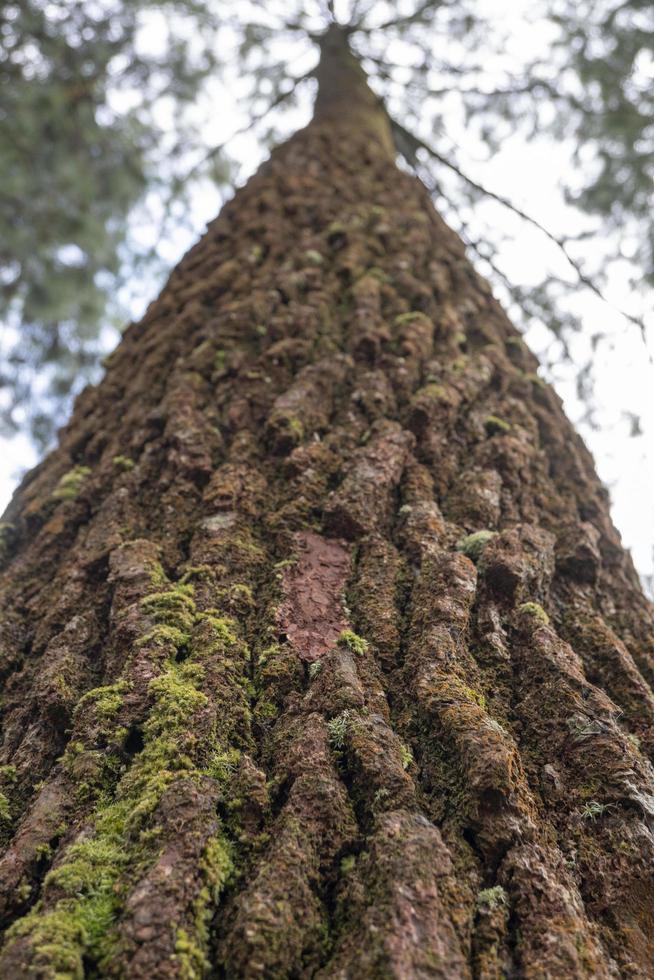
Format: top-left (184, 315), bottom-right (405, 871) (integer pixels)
top-left (2, 33), bottom-right (654, 980)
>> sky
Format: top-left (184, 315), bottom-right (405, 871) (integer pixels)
top-left (1, 0), bottom-right (653, 592)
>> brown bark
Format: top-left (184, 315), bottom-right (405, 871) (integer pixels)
top-left (1, 28), bottom-right (654, 979)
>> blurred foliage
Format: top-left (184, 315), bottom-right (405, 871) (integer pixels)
top-left (1, 0), bottom-right (652, 447)
top-left (551, 0), bottom-right (653, 284)
top-left (0, 0), bottom-right (223, 444)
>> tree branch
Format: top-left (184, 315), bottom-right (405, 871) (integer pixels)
top-left (356, 0), bottom-right (444, 34)
top-left (390, 115), bottom-right (649, 344)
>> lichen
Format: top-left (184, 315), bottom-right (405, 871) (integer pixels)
top-left (52, 465), bottom-right (91, 501)
top-left (456, 530), bottom-right (497, 562)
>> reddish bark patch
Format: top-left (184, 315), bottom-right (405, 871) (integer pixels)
top-left (277, 530), bottom-right (350, 662)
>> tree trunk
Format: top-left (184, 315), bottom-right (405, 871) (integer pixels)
top-left (1, 28), bottom-right (654, 979)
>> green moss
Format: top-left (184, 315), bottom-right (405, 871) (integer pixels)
top-left (195, 613), bottom-right (238, 648)
top-left (204, 747), bottom-right (240, 783)
top-left (0, 521), bottom-right (15, 563)
top-left (364, 266), bottom-right (389, 282)
top-left (254, 699), bottom-right (279, 723)
top-left (416, 382), bottom-right (448, 401)
top-left (175, 927), bottom-right (204, 980)
top-left (52, 465), bottom-right (91, 500)
top-left (140, 582), bottom-right (196, 633)
top-left (484, 415), bottom-right (511, 435)
top-left (304, 249), bottom-right (324, 266)
top-left (580, 800), bottom-right (615, 821)
top-left (449, 677), bottom-right (487, 710)
top-left (76, 681), bottom-right (128, 720)
top-left (327, 711), bottom-right (351, 751)
top-left (456, 530), bottom-right (497, 562)
top-left (214, 349), bottom-right (227, 373)
top-left (340, 855), bottom-right (356, 873)
top-left (308, 661), bottom-right (322, 681)
top-left (338, 630), bottom-right (368, 656)
top-left (399, 743), bottom-right (413, 771)
top-left (228, 583), bottom-right (254, 603)
top-left (6, 906), bottom-right (100, 978)
top-left (0, 791), bottom-right (11, 823)
top-left (477, 885), bottom-right (507, 911)
top-left (5, 827), bottom-right (127, 975)
top-left (517, 602), bottom-right (550, 625)
top-left (112, 455), bottom-right (134, 472)
top-left (3, 559), bottom-right (244, 975)
top-left (627, 733), bottom-right (641, 750)
top-left (394, 312), bottom-right (426, 326)
top-left (0, 764), bottom-right (17, 784)
top-left (179, 565), bottom-right (215, 585)
top-left (16, 878), bottom-right (32, 903)
top-left (175, 835), bottom-right (234, 978)
top-left (150, 658), bottom-right (206, 710)
top-left (145, 558), bottom-right (168, 587)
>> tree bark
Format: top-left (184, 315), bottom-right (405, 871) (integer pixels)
top-left (1, 30), bottom-right (654, 979)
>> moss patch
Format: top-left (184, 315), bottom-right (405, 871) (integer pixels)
top-left (112, 455), bottom-right (135, 472)
top-left (338, 630), bottom-right (368, 656)
top-left (456, 530), bottom-right (497, 563)
top-left (484, 415), bottom-right (511, 436)
top-left (52, 466), bottom-right (91, 501)
top-left (2, 574), bottom-right (240, 973)
top-left (477, 885), bottom-right (508, 911)
top-left (517, 602), bottom-right (550, 625)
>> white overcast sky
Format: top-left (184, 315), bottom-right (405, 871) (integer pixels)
top-left (1, 0), bottom-right (653, 592)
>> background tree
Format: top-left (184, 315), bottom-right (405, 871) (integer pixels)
top-left (1, 5), bottom-right (654, 976)
top-left (1, 0), bottom-right (652, 450)
top-left (0, 0), bottom-right (223, 444)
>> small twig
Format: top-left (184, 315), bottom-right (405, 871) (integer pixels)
top-left (357, 0), bottom-right (444, 34)
top-left (390, 115), bottom-right (649, 345)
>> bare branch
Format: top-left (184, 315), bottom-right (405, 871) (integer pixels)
top-left (356, 0), bottom-right (444, 35)
top-left (390, 115), bottom-right (649, 344)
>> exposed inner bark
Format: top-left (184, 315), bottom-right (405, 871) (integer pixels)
top-left (1, 33), bottom-right (654, 980)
